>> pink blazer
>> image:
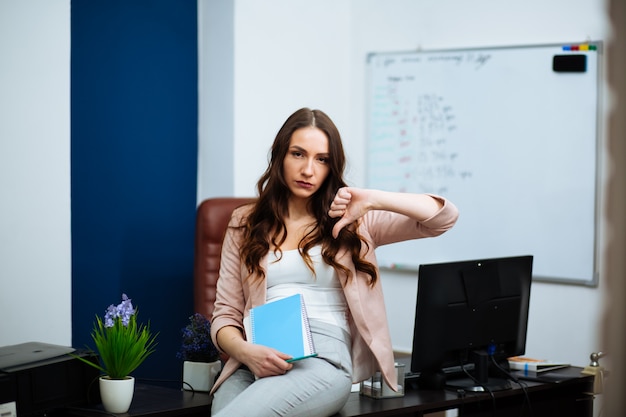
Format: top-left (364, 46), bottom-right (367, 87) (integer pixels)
top-left (210, 194), bottom-right (459, 394)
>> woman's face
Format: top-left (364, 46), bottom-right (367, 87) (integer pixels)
top-left (282, 127), bottom-right (330, 202)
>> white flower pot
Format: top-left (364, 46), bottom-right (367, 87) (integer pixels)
top-left (99, 375), bottom-right (135, 413)
top-left (182, 360), bottom-right (221, 392)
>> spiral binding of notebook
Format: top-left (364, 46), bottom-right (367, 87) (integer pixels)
top-left (299, 295), bottom-right (316, 361)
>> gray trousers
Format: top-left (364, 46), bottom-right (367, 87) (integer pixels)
top-left (211, 320), bottom-right (353, 417)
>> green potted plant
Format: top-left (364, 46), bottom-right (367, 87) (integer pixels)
top-left (73, 294), bottom-right (158, 413)
top-left (177, 313), bottom-right (221, 392)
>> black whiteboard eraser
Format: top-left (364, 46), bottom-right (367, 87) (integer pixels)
top-left (553, 54), bottom-right (587, 72)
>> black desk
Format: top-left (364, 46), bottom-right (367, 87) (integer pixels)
top-left (58, 367), bottom-right (594, 417)
top-left (338, 367), bottom-right (595, 417)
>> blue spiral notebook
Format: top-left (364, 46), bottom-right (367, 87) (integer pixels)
top-left (243, 294), bottom-right (317, 363)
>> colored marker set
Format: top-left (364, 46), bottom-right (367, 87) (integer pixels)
top-left (562, 44), bottom-right (597, 51)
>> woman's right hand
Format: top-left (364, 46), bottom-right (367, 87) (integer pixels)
top-left (216, 325), bottom-right (293, 378)
top-left (243, 343), bottom-right (294, 378)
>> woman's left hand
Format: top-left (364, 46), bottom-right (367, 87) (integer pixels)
top-left (328, 187), bottom-right (372, 238)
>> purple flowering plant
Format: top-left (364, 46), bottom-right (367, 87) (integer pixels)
top-left (177, 313), bottom-right (219, 363)
top-left (73, 294), bottom-right (158, 379)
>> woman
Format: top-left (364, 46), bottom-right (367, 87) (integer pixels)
top-left (210, 108), bottom-right (459, 416)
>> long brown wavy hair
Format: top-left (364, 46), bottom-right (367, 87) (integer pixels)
top-left (238, 107), bottom-right (378, 287)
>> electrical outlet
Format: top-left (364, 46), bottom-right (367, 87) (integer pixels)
top-left (0, 401), bottom-right (16, 417)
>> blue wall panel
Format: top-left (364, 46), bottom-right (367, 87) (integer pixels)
top-left (71, 0), bottom-right (198, 384)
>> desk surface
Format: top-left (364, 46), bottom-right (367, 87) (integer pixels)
top-left (58, 367), bottom-right (594, 417)
top-left (338, 367), bottom-right (595, 417)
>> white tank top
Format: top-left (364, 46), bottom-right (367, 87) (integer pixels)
top-left (266, 246), bottom-right (350, 334)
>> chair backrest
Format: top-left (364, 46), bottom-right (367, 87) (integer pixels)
top-left (194, 197), bottom-right (255, 319)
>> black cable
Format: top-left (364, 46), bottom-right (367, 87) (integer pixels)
top-left (489, 355), bottom-right (535, 417)
top-left (181, 381), bottom-right (198, 393)
top-left (459, 360), bottom-right (497, 417)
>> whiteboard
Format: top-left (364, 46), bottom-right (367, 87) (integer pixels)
top-left (366, 43), bottom-right (601, 286)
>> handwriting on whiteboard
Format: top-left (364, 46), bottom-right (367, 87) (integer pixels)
top-left (367, 79), bottom-right (473, 195)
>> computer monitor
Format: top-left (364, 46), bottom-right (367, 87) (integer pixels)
top-left (410, 255), bottom-right (533, 392)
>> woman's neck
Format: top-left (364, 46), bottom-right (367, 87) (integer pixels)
top-left (273, 198), bottom-right (317, 251)
top-left (286, 197), bottom-right (313, 222)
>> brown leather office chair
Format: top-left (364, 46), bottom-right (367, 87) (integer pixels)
top-left (193, 197), bottom-right (255, 319)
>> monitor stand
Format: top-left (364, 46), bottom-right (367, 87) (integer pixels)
top-left (445, 349), bottom-right (512, 392)
top-left (446, 376), bottom-right (512, 392)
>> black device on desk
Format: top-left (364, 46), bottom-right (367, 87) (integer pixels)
top-left (409, 255), bottom-right (534, 392)
top-left (0, 342), bottom-right (100, 417)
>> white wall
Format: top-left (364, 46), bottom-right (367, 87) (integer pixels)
top-left (0, 0), bottom-right (71, 346)
top-left (1, 0), bottom-right (608, 375)
top-left (231, 0), bottom-right (354, 197)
